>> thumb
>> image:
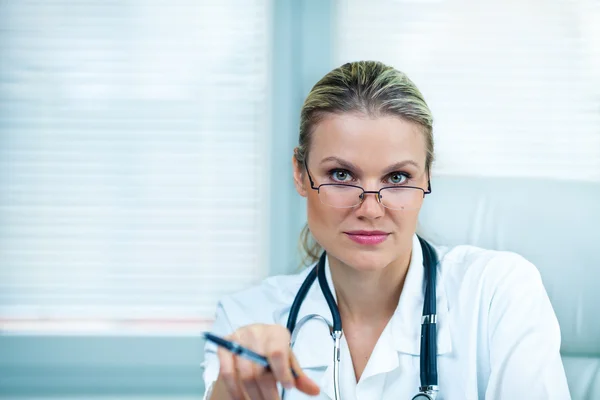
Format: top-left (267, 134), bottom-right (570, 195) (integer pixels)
top-left (289, 352), bottom-right (321, 396)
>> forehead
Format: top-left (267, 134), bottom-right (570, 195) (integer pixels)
top-left (309, 113), bottom-right (427, 169)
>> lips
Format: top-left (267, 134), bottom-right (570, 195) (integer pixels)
top-left (344, 230), bottom-right (390, 245)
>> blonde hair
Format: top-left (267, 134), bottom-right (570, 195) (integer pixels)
top-left (294, 61), bottom-right (435, 266)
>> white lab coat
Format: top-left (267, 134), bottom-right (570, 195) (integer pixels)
top-left (202, 235), bottom-right (571, 399)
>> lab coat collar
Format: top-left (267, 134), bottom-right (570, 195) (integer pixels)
top-left (272, 234), bottom-right (452, 397)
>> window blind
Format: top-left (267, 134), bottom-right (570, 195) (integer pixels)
top-left (0, 0), bottom-right (270, 334)
top-left (335, 0), bottom-right (600, 181)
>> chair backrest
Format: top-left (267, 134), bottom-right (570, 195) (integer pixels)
top-left (418, 175), bottom-right (600, 400)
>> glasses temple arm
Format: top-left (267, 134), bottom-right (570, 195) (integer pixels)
top-left (303, 159), bottom-right (318, 189)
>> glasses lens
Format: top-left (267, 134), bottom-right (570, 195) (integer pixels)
top-left (379, 187), bottom-right (424, 210)
top-left (319, 185), bottom-right (363, 208)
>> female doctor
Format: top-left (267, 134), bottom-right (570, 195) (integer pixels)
top-left (202, 61), bottom-right (571, 399)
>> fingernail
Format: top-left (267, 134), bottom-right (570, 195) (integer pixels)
top-left (283, 381), bottom-right (294, 390)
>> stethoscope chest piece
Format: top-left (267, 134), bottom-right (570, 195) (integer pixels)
top-left (412, 394), bottom-right (435, 400)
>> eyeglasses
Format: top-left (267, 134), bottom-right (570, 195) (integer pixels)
top-left (304, 160), bottom-right (431, 211)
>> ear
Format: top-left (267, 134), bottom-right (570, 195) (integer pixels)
top-left (292, 151), bottom-right (308, 197)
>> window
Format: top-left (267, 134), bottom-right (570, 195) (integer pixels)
top-left (0, 0), bottom-right (270, 334)
top-left (335, 0), bottom-right (600, 181)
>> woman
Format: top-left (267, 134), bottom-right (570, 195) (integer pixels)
top-left (201, 61), bottom-right (570, 399)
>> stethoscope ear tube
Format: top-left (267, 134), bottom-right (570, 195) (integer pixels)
top-left (420, 322), bottom-right (438, 386)
top-left (286, 265), bottom-right (318, 333)
top-left (418, 236), bottom-right (439, 389)
top-left (316, 251), bottom-right (342, 332)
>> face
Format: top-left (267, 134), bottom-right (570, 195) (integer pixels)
top-left (293, 113), bottom-right (430, 272)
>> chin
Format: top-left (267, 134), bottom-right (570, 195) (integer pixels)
top-left (337, 249), bottom-right (392, 272)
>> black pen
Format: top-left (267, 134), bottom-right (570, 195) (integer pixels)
top-left (203, 332), bottom-right (298, 378)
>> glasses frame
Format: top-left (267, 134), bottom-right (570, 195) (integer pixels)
top-left (303, 159), bottom-right (432, 209)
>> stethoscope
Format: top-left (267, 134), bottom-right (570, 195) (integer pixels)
top-left (282, 235), bottom-right (439, 400)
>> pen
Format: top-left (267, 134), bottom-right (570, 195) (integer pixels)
top-left (203, 332), bottom-right (298, 378)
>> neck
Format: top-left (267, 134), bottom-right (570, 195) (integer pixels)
top-left (328, 249), bottom-right (412, 324)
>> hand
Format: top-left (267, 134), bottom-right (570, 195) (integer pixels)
top-left (213, 324), bottom-right (321, 399)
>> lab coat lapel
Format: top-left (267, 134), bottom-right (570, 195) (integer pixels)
top-left (356, 316), bottom-right (400, 384)
top-left (391, 235), bottom-right (453, 356)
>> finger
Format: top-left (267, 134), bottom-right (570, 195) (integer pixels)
top-left (255, 368), bottom-right (279, 400)
top-left (217, 346), bottom-right (245, 400)
top-left (266, 346), bottom-right (295, 390)
top-left (290, 352), bottom-right (320, 396)
top-left (263, 326), bottom-right (294, 390)
top-left (237, 356), bottom-right (265, 400)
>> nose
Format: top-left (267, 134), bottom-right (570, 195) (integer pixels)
top-left (355, 191), bottom-right (384, 219)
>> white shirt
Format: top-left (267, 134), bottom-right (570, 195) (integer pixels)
top-left (202, 235), bottom-right (571, 399)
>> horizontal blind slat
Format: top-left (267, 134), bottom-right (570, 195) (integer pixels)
top-left (335, 0), bottom-right (600, 181)
top-left (0, 0), bottom-right (269, 329)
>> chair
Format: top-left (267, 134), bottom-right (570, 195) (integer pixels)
top-left (418, 175), bottom-right (600, 399)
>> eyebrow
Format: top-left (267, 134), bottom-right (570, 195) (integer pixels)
top-left (319, 156), bottom-right (422, 174)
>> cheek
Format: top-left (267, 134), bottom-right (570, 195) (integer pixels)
top-left (393, 209), bottom-right (420, 235)
top-left (394, 199), bottom-right (423, 226)
top-left (306, 192), bottom-right (329, 223)
top-left (393, 206), bottom-right (424, 244)
top-left (306, 192), bottom-right (346, 235)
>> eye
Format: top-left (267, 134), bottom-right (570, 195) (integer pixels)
top-left (388, 172), bottom-right (409, 185)
top-left (330, 169), bottom-right (353, 183)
